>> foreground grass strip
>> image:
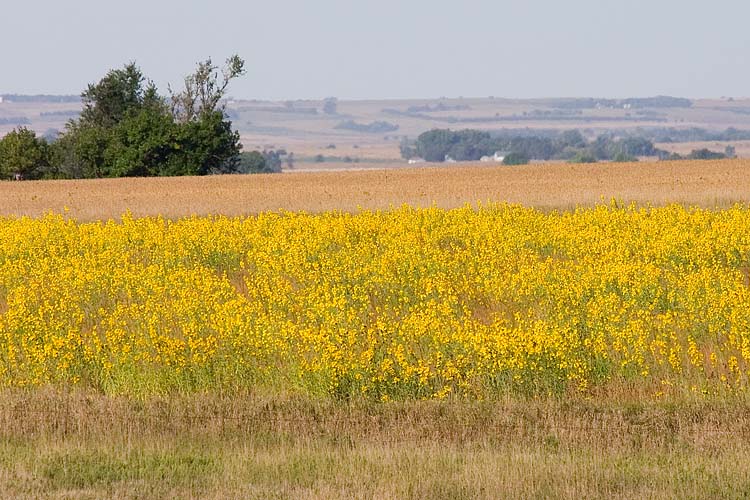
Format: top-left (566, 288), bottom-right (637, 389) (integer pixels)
top-left (1, 390), bottom-right (750, 499)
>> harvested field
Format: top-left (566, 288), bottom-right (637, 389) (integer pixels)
top-left (1, 159), bottom-right (749, 220)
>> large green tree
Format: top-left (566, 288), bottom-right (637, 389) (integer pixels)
top-left (0, 127), bottom-right (51, 180)
top-left (54, 56), bottom-right (245, 178)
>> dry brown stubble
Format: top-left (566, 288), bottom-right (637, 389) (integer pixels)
top-left (1, 159), bottom-right (749, 221)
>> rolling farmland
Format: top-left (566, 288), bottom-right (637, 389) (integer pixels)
top-left (5, 0), bottom-right (750, 494)
top-left (3, 160), bottom-right (750, 498)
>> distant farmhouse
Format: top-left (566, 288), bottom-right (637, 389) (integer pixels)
top-left (480, 151), bottom-right (507, 163)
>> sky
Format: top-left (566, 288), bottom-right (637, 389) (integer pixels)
top-left (2, 0), bottom-right (749, 100)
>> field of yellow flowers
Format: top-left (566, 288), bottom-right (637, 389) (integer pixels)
top-left (1, 203), bottom-right (749, 399)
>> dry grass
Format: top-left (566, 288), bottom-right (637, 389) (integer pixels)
top-left (2, 389), bottom-right (750, 499)
top-left (2, 159), bottom-right (750, 221)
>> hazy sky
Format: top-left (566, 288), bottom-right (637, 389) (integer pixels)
top-left (2, 0), bottom-right (749, 100)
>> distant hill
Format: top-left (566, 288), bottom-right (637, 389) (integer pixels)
top-left (1, 94), bottom-right (80, 103)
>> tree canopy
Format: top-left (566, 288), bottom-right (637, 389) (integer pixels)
top-left (0, 127), bottom-right (50, 180)
top-left (0, 56), bottom-right (255, 180)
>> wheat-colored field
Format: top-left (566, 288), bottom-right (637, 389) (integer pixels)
top-left (1, 158), bottom-right (749, 220)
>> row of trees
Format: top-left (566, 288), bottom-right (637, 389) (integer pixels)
top-left (401, 129), bottom-right (692, 164)
top-left (553, 96), bottom-right (692, 109)
top-left (0, 56), bottom-right (279, 180)
top-left (334, 120), bottom-right (399, 133)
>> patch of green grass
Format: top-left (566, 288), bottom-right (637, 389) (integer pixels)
top-left (40, 449), bottom-right (216, 490)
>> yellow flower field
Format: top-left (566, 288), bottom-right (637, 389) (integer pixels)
top-left (1, 203), bottom-right (750, 399)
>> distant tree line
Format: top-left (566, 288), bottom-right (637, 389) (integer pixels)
top-left (1, 94), bottom-right (81, 103)
top-left (0, 117), bottom-right (31, 126)
top-left (401, 128), bottom-right (731, 164)
top-left (665, 148), bottom-right (732, 161)
top-left (254, 104), bottom-right (319, 115)
top-left (383, 108), bottom-right (669, 125)
top-left (0, 56), bottom-right (284, 180)
top-left (406, 103), bottom-right (471, 113)
top-left (551, 96), bottom-right (692, 109)
top-left (335, 120), bottom-right (399, 133)
top-left (410, 126), bottom-right (750, 144)
top-left (635, 127), bottom-right (750, 143)
top-left (39, 110), bottom-right (81, 118)
top-left (322, 97), bottom-right (338, 115)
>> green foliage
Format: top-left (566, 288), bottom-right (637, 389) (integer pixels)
top-left (507, 136), bottom-right (558, 160)
top-left (261, 150), bottom-right (285, 172)
top-left (613, 151), bottom-right (638, 163)
top-left (589, 135), bottom-right (658, 161)
top-left (588, 136), bottom-right (613, 160)
top-left (502, 152), bottom-right (529, 165)
top-left (105, 105), bottom-right (177, 177)
top-left (167, 111), bottom-right (241, 175)
top-left (408, 128), bottom-right (662, 164)
top-left (559, 129), bottom-right (586, 148)
top-left (414, 129), bottom-right (495, 162)
top-left (236, 150), bottom-right (285, 174)
top-left (52, 122), bottom-right (111, 178)
top-left (568, 152), bottom-right (598, 164)
top-left (47, 58), bottom-right (248, 179)
top-left (335, 120), bottom-right (399, 134)
top-left (0, 117), bottom-right (30, 126)
top-left (550, 96), bottom-right (692, 109)
top-left (633, 127), bottom-right (750, 143)
top-left (237, 151), bottom-right (267, 173)
top-left (169, 56), bottom-right (246, 123)
top-left (80, 63), bottom-right (160, 129)
top-left (662, 152), bottom-right (684, 161)
top-left (687, 149), bottom-right (726, 160)
top-left (0, 127), bottom-right (51, 180)
top-left (616, 137), bottom-right (656, 157)
top-left (399, 137), bottom-right (417, 160)
top-left (322, 97), bottom-right (338, 115)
